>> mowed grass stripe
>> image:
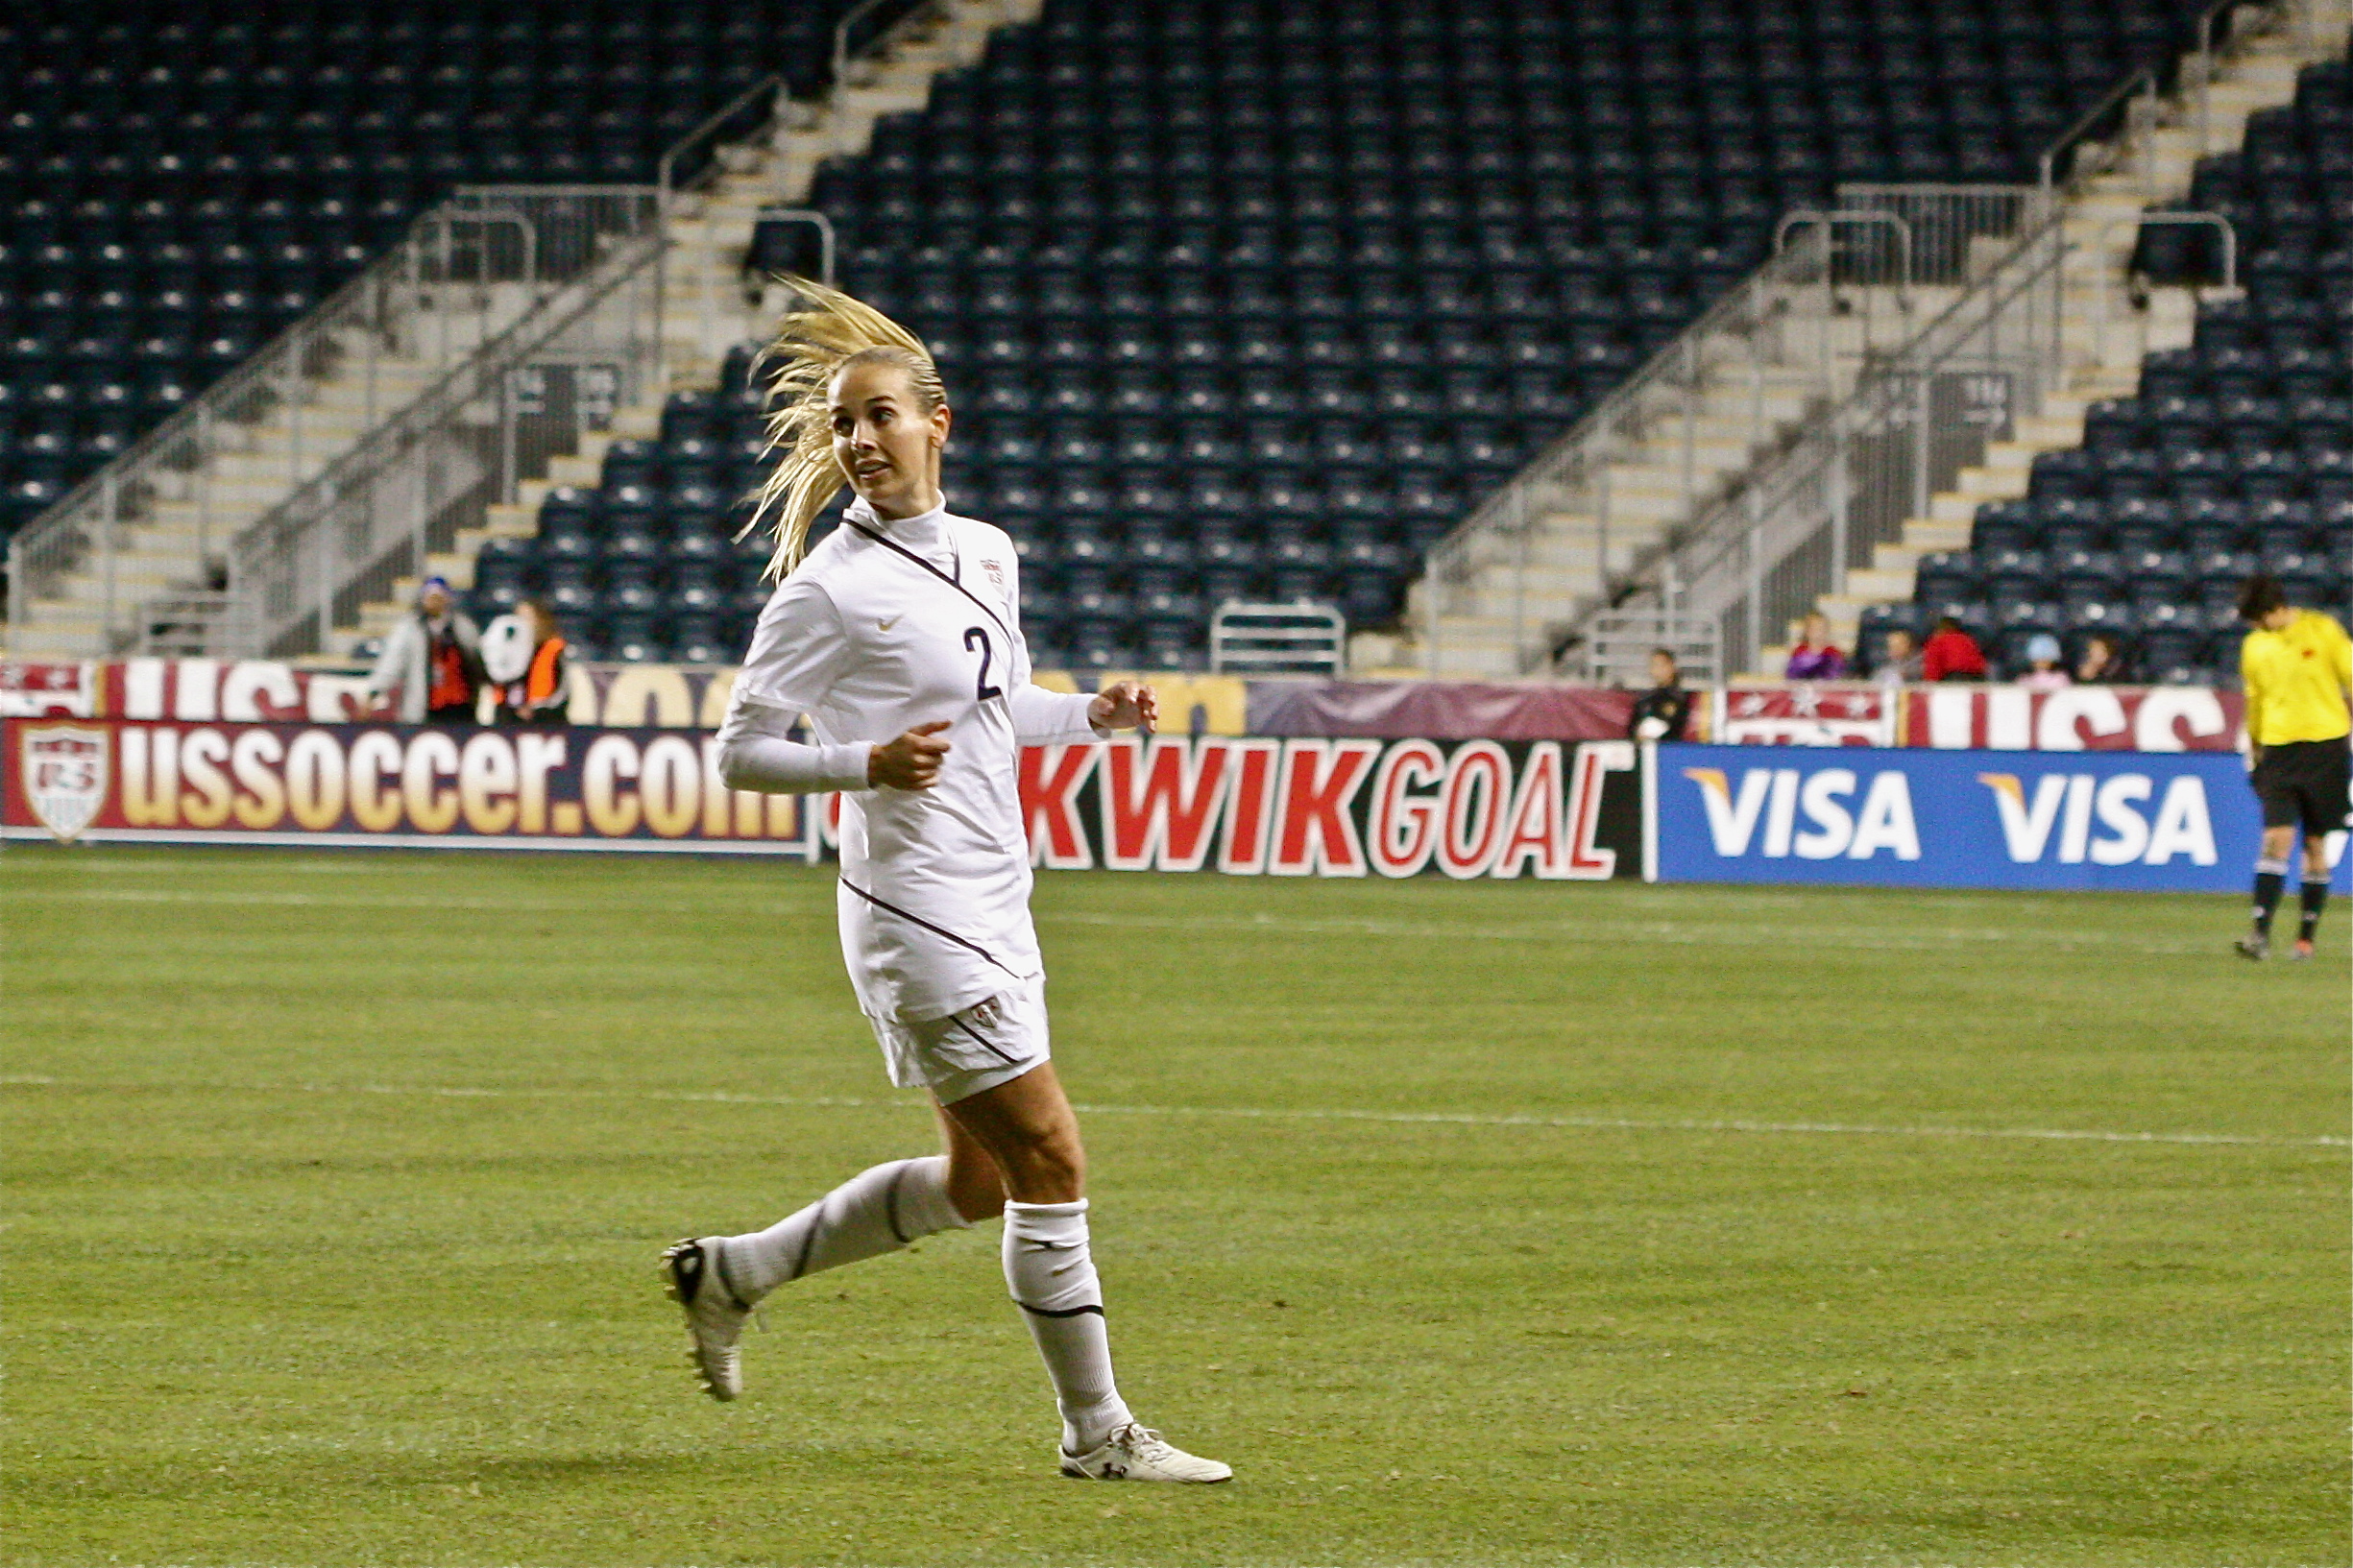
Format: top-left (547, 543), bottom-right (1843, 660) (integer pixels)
top-left (3, 880), bottom-right (2274, 958)
top-left (5, 1073), bottom-right (2345, 1149)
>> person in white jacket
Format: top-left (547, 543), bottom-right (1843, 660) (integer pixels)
top-left (365, 577), bottom-right (484, 724)
top-left (661, 281), bottom-right (1228, 1485)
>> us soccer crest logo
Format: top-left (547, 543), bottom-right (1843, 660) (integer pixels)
top-left (21, 725), bottom-right (107, 842)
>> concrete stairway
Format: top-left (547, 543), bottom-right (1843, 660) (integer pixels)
top-left (340, 0), bottom-right (1037, 653)
top-left (7, 284), bottom-right (540, 659)
top-left (1380, 279), bottom-right (1972, 679)
top-left (1767, 7), bottom-right (2348, 675)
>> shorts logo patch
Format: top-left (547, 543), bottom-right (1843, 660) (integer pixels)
top-left (966, 995), bottom-right (1004, 1029)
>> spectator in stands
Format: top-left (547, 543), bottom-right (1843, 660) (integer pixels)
top-left (368, 576), bottom-right (484, 724)
top-left (494, 601), bottom-right (571, 725)
top-left (2076, 633), bottom-right (2128, 685)
top-left (2018, 633), bottom-right (2072, 691)
top-left (1783, 614), bottom-right (1847, 680)
top-left (1874, 628), bottom-right (1925, 687)
top-left (1922, 616), bottom-right (1988, 683)
top-left (1628, 648), bottom-right (1692, 741)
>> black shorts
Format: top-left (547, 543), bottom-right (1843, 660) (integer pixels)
top-left (2253, 738), bottom-right (2352, 836)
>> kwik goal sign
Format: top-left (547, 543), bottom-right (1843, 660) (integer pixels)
top-left (1649, 742), bottom-right (2351, 892)
top-left (1, 720), bottom-right (1646, 879)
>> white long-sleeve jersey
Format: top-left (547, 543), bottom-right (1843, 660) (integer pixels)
top-left (716, 496), bottom-right (1100, 1025)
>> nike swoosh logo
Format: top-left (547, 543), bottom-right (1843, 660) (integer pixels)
top-left (878, 615), bottom-right (900, 630)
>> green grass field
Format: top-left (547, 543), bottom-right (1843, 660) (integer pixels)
top-left (3, 846), bottom-right (2346, 1567)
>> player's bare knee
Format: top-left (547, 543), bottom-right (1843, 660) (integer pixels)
top-left (1001, 1136), bottom-right (1085, 1204)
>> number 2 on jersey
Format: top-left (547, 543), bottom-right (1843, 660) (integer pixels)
top-left (962, 627), bottom-right (1004, 703)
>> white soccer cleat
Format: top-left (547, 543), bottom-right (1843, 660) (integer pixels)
top-left (661, 1237), bottom-right (752, 1402)
top-left (1060, 1423), bottom-right (1233, 1484)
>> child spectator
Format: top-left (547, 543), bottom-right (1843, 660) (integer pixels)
top-left (1783, 614), bottom-right (1848, 680)
top-left (2076, 632), bottom-right (2128, 684)
top-left (2018, 632), bottom-right (2072, 691)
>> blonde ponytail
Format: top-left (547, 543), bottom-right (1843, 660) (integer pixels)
top-left (740, 276), bottom-right (947, 581)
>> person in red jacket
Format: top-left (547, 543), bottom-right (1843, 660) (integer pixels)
top-left (1920, 615), bottom-right (1988, 682)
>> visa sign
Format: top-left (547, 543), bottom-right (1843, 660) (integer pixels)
top-left (1648, 743), bottom-right (2348, 891)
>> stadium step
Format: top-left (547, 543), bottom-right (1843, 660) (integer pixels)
top-left (335, 0), bottom-right (1039, 656)
top-left (1740, 6), bottom-right (2348, 671)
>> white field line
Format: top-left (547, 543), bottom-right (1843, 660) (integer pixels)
top-left (1, 1074), bottom-right (2342, 1150)
top-left (0, 884), bottom-right (2257, 958)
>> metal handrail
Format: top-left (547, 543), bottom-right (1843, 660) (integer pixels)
top-left (2193, 0), bottom-right (2285, 156)
top-left (228, 222), bottom-right (667, 657)
top-left (1775, 209), bottom-right (1915, 290)
top-left (2038, 67), bottom-right (2158, 191)
top-left (6, 190), bottom-right (560, 645)
top-left (754, 207), bottom-right (839, 286)
top-left (657, 73), bottom-right (784, 209)
top-left (2116, 211), bottom-right (2240, 289)
top-left (1653, 207), bottom-right (2073, 673)
top-left (1418, 224), bottom-right (1844, 675)
top-left (834, 0), bottom-right (906, 93)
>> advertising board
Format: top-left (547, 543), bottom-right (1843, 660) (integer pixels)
top-left (4, 723), bottom-right (1646, 880)
top-left (1648, 741), bottom-right (2350, 892)
top-left (1, 719), bottom-right (813, 854)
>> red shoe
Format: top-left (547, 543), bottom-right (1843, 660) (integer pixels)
top-left (2290, 939), bottom-right (2316, 961)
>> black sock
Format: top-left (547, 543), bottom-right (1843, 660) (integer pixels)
top-left (2298, 880), bottom-right (2328, 945)
top-left (2253, 870), bottom-right (2286, 935)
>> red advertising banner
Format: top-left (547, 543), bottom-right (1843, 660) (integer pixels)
top-left (1712, 684), bottom-right (2244, 751)
top-left (1898, 685), bottom-right (2243, 752)
top-left (1, 719), bottom-right (814, 854)
top-left (12, 720), bottom-right (1650, 878)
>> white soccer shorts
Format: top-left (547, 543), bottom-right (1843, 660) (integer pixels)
top-left (868, 972), bottom-right (1050, 1104)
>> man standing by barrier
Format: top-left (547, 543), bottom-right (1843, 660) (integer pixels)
top-left (2234, 575), bottom-right (2352, 961)
top-left (368, 577), bottom-right (484, 725)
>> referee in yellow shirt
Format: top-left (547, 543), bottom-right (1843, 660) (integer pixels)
top-left (2234, 574), bottom-right (2353, 960)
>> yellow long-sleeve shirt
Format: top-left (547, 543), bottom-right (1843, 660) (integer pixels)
top-left (2241, 609), bottom-right (2353, 746)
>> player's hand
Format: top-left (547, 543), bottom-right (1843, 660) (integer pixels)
top-left (1089, 680), bottom-right (1158, 735)
top-left (869, 721), bottom-right (952, 789)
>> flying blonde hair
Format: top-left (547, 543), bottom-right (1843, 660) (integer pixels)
top-left (741, 276), bottom-right (948, 581)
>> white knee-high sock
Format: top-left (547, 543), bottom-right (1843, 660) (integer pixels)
top-left (721, 1156), bottom-right (969, 1302)
top-left (1003, 1198), bottom-right (1134, 1453)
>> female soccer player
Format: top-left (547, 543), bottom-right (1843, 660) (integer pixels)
top-left (661, 282), bottom-right (1228, 1484)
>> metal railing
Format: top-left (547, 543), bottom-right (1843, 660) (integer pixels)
top-left (1646, 211), bottom-right (2072, 678)
top-left (1418, 185), bottom-right (2043, 679)
top-left (6, 188), bottom-right (662, 655)
top-left (753, 207), bottom-right (840, 287)
top-left (1211, 601), bottom-right (1346, 677)
top-left (834, 0), bottom-right (934, 90)
top-left (1581, 611), bottom-right (1721, 688)
top-left (223, 211), bottom-right (666, 659)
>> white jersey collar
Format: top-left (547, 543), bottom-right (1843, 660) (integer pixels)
top-left (844, 495), bottom-right (952, 556)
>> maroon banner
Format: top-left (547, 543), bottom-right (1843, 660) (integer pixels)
top-left (1, 718), bottom-right (813, 853)
top-left (1247, 680), bottom-right (1637, 742)
top-left (1899, 685), bottom-right (2243, 751)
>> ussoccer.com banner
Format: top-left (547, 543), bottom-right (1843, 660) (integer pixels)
top-left (1648, 742), bottom-right (2352, 893)
top-left (2, 719), bottom-right (813, 854)
top-left (3, 720), bottom-right (1646, 879)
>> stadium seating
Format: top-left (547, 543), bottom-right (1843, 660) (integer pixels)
top-left (750, 0), bottom-right (2220, 669)
top-left (1871, 42), bottom-right (2352, 683)
top-left (0, 0), bottom-right (917, 550)
top-left (2, 0), bottom-right (2233, 669)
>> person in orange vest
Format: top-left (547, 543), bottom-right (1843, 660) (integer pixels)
top-left (494, 600), bottom-right (571, 725)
